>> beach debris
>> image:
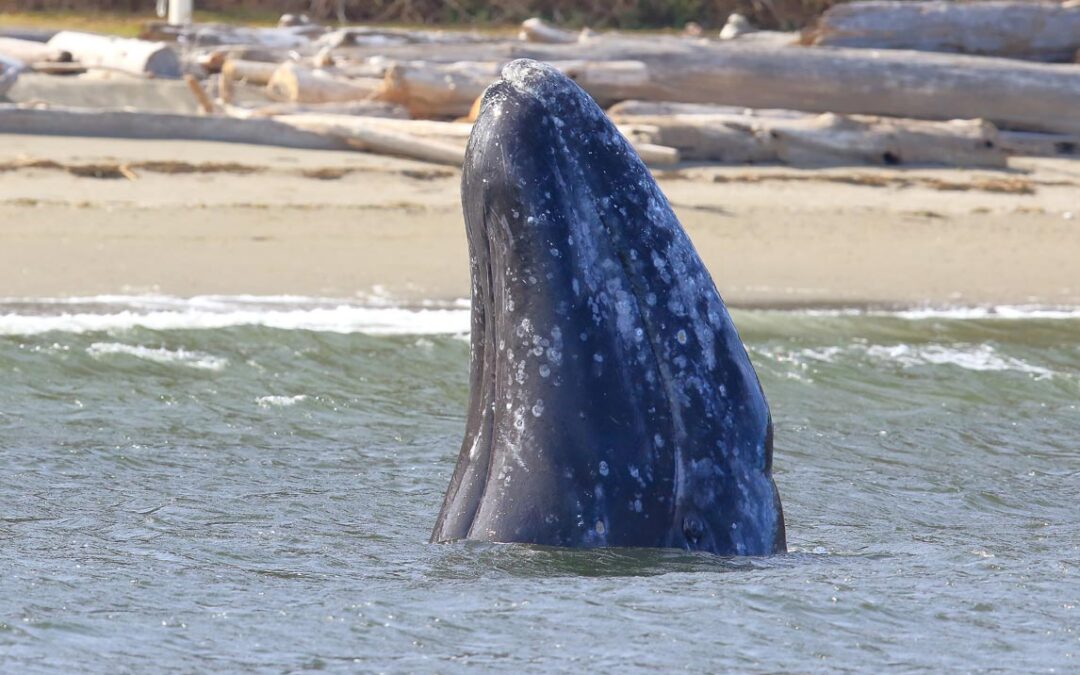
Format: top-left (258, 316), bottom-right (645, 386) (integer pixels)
top-left (6, 14), bottom-right (1079, 167)
top-left (47, 31), bottom-right (181, 78)
top-left (0, 37), bottom-right (72, 66)
top-left (519, 18), bottom-right (579, 44)
top-left (611, 102), bottom-right (1007, 167)
top-left (266, 62), bottom-right (381, 103)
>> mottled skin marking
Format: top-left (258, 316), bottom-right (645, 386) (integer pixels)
top-left (431, 60), bottom-right (785, 555)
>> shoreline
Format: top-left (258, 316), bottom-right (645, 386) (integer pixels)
top-left (1, 133), bottom-right (1077, 308)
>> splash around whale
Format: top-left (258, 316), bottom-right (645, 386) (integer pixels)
top-left (431, 59), bottom-right (785, 556)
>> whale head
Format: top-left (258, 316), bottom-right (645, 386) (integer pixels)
top-left (433, 60), bottom-right (785, 555)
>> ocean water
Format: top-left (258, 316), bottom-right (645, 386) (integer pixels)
top-left (1, 296), bottom-right (1076, 673)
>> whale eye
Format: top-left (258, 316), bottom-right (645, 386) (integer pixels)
top-left (682, 514), bottom-right (704, 545)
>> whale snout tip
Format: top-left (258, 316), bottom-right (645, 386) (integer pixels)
top-left (477, 59), bottom-right (582, 113)
top-left (500, 58), bottom-right (565, 92)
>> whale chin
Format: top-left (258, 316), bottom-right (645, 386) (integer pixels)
top-left (432, 59), bottom-right (785, 555)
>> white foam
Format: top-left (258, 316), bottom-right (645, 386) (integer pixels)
top-left (865, 344), bottom-right (1055, 378)
top-left (256, 394), bottom-right (308, 408)
top-left (0, 296), bottom-right (1076, 338)
top-left (0, 295), bottom-right (471, 336)
top-left (793, 305), bottom-right (1080, 320)
top-left (87, 342), bottom-right (228, 371)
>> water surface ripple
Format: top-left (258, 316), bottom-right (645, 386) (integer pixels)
top-left (1, 303), bottom-right (1077, 672)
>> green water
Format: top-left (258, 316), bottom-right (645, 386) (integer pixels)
top-left (1, 300), bottom-right (1077, 672)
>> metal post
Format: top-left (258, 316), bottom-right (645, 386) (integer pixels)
top-left (168, 0), bottom-right (194, 26)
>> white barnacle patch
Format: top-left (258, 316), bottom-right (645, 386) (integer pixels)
top-left (571, 278), bottom-right (580, 296)
top-left (550, 247), bottom-right (561, 258)
top-left (593, 354), bottom-right (604, 363)
top-left (539, 364), bottom-right (551, 378)
top-left (526, 216), bottom-right (537, 225)
top-left (532, 399), bottom-right (545, 417)
top-left (654, 434), bottom-right (664, 449)
top-left (676, 329), bottom-right (688, 345)
top-left (645, 293), bottom-right (657, 307)
top-left (513, 407), bottom-right (526, 430)
top-left (599, 460), bottom-right (609, 476)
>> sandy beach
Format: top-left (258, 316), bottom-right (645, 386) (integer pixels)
top-left (1, 132), bottom-right (1077, 306)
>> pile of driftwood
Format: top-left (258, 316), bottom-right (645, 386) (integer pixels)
top-left (1, 0), bottom-right (1078, 168)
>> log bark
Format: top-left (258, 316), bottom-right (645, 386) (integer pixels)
top-left (612, 108), bottom-right (1006, 167)
top-left (47, 31), bottom-right (181, 79)
top-left (266, 62), bottom-right (381, 103)
top-left (807, 0), bottom-right (1080, 63)
top-left (0, 37), bottom-right (71, 65)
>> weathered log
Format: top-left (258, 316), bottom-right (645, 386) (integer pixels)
top-left (266, 62), bottom-right (381, 103)
top-left (611, 108), bottom-right (1006, 167)
top-left (141, 22), bottom-right (319, 49)
top-left (374, 59), bottom-right (652, 118)
top-left (519, 18), bottom-right (578, 44)
top-left (313, 27), bottom-right (491, 50)
top-left (592, 43), bottom-right (1080, 136)
top-left (0, 104), bottom-right (349, 151)
top-left (47, 31), bottom-right (181, 78)
top-left (609, 100), bottom-right (808, 120)
top-left (271, 113), bottom-right (467, 165)
top-left (227, 100), bottom-right (409, 119)
top-left (0, 37), bottom-right (71, 65)
top-left (183, 74), bottom-right (217, 115)
top-left (375, 61), bottom-right (499, 118)
top-left (221, 59), bottom-right (278, 86)
top-left (807, 0), bottom-right (1080, 63)
top-left (997, 130), bottom-right (1079, 158)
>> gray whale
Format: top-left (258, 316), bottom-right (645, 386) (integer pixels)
top-left (432, 60), bottom-right (785, 555)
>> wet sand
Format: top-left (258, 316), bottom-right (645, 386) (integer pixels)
top-left (1, 133), bottom-right (1077, 306)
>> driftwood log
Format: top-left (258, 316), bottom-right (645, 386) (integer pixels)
top-left (581, 43), bottom-right (1080, 136)
top-left (375, 61), bottom-right (499, 118)
top-left (612, 105), bottom-right (1006, 167)
top-left (374, 59), bottom-right (655, 118)
top-left (365, 45), bottom-right (1080, 136)
top-left (0, 37), bottom-right (71, 65)
top-left (0, 104), bottom-right (349, 150)
top-left (227, 100), bottom-right (409, 119)
top-left (46, 31), bottom-right (181, 78)
top-left (519, 18), bottom-right (579, 44)
top-left (266, 62), bottom-right (381, 103)
top-left (270, 113), bottom-right (467, 165)
top-left (807, 0), bottom-right (1080, 63)
top-left (221, 59), bottom-right (279, 86)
